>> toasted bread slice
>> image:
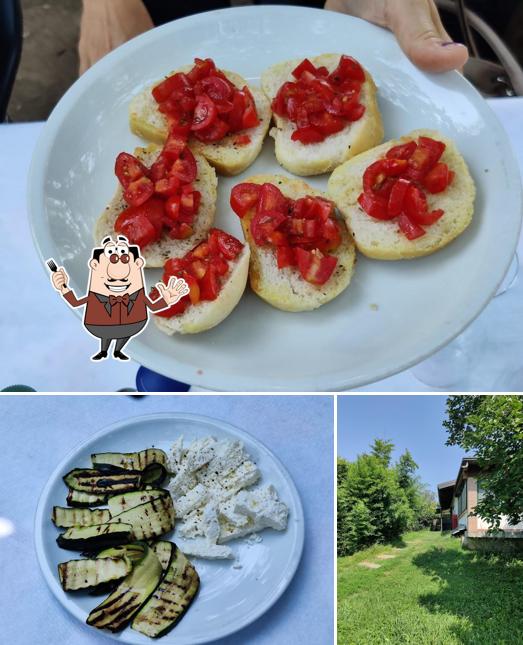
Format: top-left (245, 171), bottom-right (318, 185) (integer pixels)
top-left (129, 68), bottom-right (271, 176)
top-left (238, 174), bottom-right (356, 312)
top-left (261, 54), bottom-right (384, 176)
top-left (95, 144), bottom-right (217, 268)
top-left (327, 129), bottom-right (476, 260)
top-left (153, 245), bottom-right (250, 334)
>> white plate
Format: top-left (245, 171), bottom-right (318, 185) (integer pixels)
top-left (28, 5), bottom-right (522, 391)
top-left (34, 412), bottom-right (304, 644)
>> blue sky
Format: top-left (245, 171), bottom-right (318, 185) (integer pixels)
top-left (337, 395), bottom-right (465, 493)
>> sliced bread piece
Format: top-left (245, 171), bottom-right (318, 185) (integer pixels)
top-left (153, 245), bottom-right (249, 335)
top-left (238, 174), bottom-right (356, 312)
top-left (95, 144), bottom-right (217, 268)
top-left (327, 128), bottom-right (476, 260)
top-left (261, 53), bottom-right (384, 176)
top-left (129, 68), bottom-right (271, 176)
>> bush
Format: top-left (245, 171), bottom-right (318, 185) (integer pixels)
top-left (338, 442), bottom-right (436, 556)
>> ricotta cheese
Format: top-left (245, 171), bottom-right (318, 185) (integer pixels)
top-left (168, 436), bottom-right (289, 560)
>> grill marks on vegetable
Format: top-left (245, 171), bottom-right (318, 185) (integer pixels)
top-left (132, 541), bottom-right (200, 638)
top-left (64, 469), bottom-right (142, 494)
top-left (54, 446), bottom-right (199, 637)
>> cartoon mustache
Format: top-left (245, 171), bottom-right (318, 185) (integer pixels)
top-left (106, 278), bottom-right (129, 283)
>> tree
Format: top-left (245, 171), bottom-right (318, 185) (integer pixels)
top-left (337, 452), bottom-right (412, 556)
top-left (444, 395), bottom-right (523, 527)
top-left (396, 450), bottom-right (418, 491)
top-left (342, 501), bottom-right (377, 555)
top-left (370, 438), bottom-right (394, 468)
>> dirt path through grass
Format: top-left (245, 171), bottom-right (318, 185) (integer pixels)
top-left (338, 531), bottom-right (523, 644)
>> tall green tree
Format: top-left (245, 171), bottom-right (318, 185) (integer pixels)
top-left (444, 395), bottom-right (523, 527)
top-left (396, 449), bottom-right (418, 490)
top-left (370, 438), bottom-right (394, 468)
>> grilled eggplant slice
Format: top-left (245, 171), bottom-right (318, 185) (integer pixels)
top-left (87, 544), bottom-right (163, 632)
top-left (52, 506), bottom-right (111, 528)
top-left (57, 523), bottom-right (133, 551)
top-left (63, 468), bottom-right (141, 494)
top-left (107, 489), bottom-right (169, 516)
top-left (91, 449), bottom-right (169, 486)
top-left (67, 489), bottom-right (107, 508)
top-left (109, 496), bottom-right (175, 541)
top-left (58, 557), bottom-right (130, 591)
top-left (132, 542), bottom-right (200, 638)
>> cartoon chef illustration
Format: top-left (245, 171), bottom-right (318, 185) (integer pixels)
top-left (49, 235), bottom-right (189, 361)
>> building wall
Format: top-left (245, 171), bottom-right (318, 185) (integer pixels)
top-left (467, 475), bottom-right (523, 531)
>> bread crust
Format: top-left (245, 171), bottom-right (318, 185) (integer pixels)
top-left (129, 68), bottom-right (271, 176)
top-left (327, 129), bottom-right (476, 260)
top-left (261, 54), bottom-right (384, 176)
top-left (153, 246), bottom-right (250, 334)
top-left (238, 174), bottom-right (356, 312)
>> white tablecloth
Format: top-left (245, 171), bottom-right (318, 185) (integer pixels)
top-left (1, 98), bottom-right (522, 391)
top-left (0, 394), bottom-right (334, 644)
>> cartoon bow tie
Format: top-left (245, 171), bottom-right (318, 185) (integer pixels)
top-left (109, 294), bottom-right (130, 306)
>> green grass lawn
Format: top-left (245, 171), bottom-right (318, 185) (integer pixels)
top-left (338, 530), bottom-right (523, 645)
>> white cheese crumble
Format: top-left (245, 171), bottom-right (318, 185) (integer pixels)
top-left (168, 436), bottom-right (289, 560)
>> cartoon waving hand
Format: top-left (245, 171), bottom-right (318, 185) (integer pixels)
top-left (156, 276), bottom-right (190, 306)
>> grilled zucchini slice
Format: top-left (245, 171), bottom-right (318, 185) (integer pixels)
top-left (132, 542), bottom-right (200, 638)
top-left (97, 543), bottom-right (146, 566)
top-left (66, 488), bottom-right (107, 507)
top-left (91, 448), bottom-right (168, 486)
top-left (109, 496), bottom-right (175, 541)
top-left (52, 506), bottom-right (111, 528)
top-left (152, 541), bottom-right (174, 572)
top-left (107, 489), bottom-right (169, 516)
top-left (58, 557), bottom-right (130, 591)
top-left (87, 544), bottom-right (163, 632)
top-left (57, 522), bottom-right (133, 551)
top-left (63, 468), bottom-right (141, 494)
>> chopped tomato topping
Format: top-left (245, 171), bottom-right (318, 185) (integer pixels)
top-left (230, 183), bottom-right (261, 218)
top-left (151, 57), bottom-right (259, 145)
top-left (273, 55), bottom-right (366, 145)
top-left (152, 228), bottom-right (244, 318)
top-left (123, 176), bottom-right (154, 207)
top-left (422, 162), bottom-right (453, 194)
top-left (231, 181), bottom-right (342, 286)
top-left (295, 248), bottom-right (338, 285)
top-left (357, 136), bottom-right (453, 240)
top-left (114, 131), bottom-right (202, 247)
top-left (115, 152), bottom-right (147, 188)
top-left (398, 214), bottom-right (425, 240)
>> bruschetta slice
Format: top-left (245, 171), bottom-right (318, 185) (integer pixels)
top-left (95, 137), bottom-right (217, 268)
top-left (130, 57), bottom-right (271, 176)
top-left (328, 129), bottom-right (475, 259)
top-left (261, 53), bottom-right (383, 176)
top-left (231, 175), bottom-right (356, 312)
top-left (152, 228), bottom-right (250, 334)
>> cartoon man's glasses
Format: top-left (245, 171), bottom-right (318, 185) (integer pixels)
top-left (109, 253), bottom-right (130, 264)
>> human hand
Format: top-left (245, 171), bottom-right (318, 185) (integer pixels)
top-left (324, 0), bottom-right (468, 73)
top-left (79, 0), bottom-right (154, 75)
top-left (156, 277), bottom-right (190, 306)
top-left (51, 267), bottom-right (70, 294)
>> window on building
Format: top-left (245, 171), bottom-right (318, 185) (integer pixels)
top-left (457, 481), bottom-right (468, 515)
top-left (477, 479), bottom-right (484, 500)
